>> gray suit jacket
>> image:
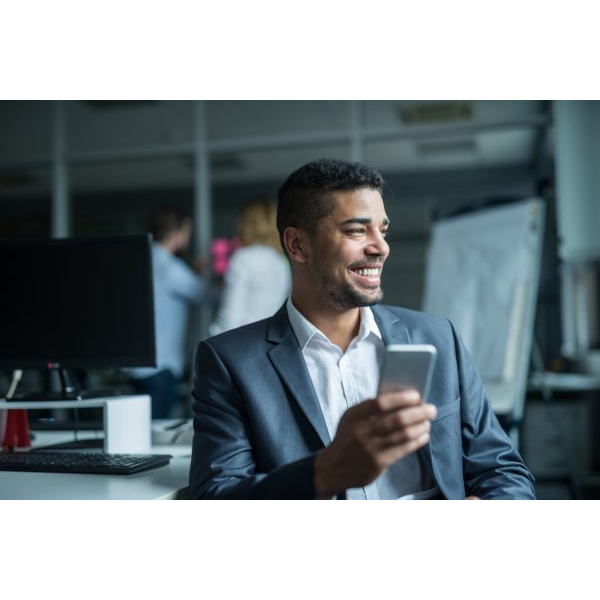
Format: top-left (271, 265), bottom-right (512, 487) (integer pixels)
top-left (189, 304), bottom-right (535, 499)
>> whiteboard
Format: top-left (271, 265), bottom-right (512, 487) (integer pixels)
top-left (423, 199), bottom-right (545, 422)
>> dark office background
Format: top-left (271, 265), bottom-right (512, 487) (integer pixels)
top-left (3, 100), bottom-right (599, 499)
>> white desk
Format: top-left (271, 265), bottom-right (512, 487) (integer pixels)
top-left (0, 455), bottom-right (191, 500)
top-left (0, 430), bottom-right (192, 500)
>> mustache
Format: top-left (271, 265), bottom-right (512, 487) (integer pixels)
top-left (348, 259), bottom-right (384, 269)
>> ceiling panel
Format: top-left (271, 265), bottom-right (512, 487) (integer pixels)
top-left (364, 100), bottom-right (541, 130)
top-left (0, 100), bottom-right (52, 161)
top-left (67, 100), bottom-right (194, 152)
top-left (207, 100), bottom-right (351, 139)
top-left (69, 158), bottom-right (193, 194)
top-left (0, 100), bottom-right (549, 196)
top-left (211, 143), bottom-right (353, 184)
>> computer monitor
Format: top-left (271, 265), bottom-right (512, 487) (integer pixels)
top-left (0, 234), bottom-right (156, 398)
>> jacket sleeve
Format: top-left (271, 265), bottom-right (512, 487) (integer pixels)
top-left (450, 320), bottom-right (536, 499)
top-left (188, 339), bottom-right (318, 499)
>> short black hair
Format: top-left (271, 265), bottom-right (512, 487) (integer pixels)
top-left (148, 206), bottom-right (190, 242)
top-left (276, 158), bottom-right (385, 246)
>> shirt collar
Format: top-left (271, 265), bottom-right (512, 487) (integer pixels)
top-left (286, 297), bottom-right (382, 351)
top-left (357, 302), bottom-right (383, 343)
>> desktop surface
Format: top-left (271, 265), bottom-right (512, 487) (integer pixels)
top-left (0, 430), bottom-right (191, 500)
top-left (0, 456), bottom-right (190, 499)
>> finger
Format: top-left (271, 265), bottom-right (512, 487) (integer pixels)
top-left (376, 420), bottom-right (432, 448)
top-left (377, 432), bottom-right (431, 465)
top-left (375, 389), bottom-right (422, 412)
top-left (372, 403), bottom-right (437, 435)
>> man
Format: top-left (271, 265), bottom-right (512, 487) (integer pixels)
top-left (189, 159), bottom-right (535, 499)
top-left (130, 207), bottom-right (214, 418)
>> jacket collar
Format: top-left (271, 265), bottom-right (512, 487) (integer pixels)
top-left (371, 304), bottom-right (412, 345)
top-left (266, 305), bottom-right (331, 446)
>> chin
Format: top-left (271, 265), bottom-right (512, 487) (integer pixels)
top-left (330, 286), bottom-right (384, 309)
top-left (354, 284), bottom-right (384, 306)
top-left (357, 293), bottom-right (384, 308)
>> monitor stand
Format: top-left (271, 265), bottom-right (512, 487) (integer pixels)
top-left (7, 369), bottom-right (123, 402)
top-left (0, 395), bottom-right (151, 453)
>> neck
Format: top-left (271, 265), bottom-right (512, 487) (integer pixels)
top-left (159, 239), bottom-right (178, 254)
top-left (291, 293), bottom-right (361, 352)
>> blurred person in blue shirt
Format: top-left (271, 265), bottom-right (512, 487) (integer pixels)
top-left (130, 207), bottom-right (215, 418)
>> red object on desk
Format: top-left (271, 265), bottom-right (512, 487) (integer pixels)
top-left (2, 409), bottom-right (31, 450)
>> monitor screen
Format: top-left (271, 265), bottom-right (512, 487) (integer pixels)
top-left (0, 234), bottom-right (156, 371)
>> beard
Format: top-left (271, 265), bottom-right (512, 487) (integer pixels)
top-left (310, 262), bottom-right (384, 311)
top-left (326, 284), bottom-right (384, 310)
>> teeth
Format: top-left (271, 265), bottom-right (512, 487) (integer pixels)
top-left (355, 268), bottom-right (380, 277)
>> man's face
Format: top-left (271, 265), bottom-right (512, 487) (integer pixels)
top-left (305, 187), bottom-right (390, 311)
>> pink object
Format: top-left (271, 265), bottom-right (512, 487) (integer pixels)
top-left (211, 237), bottom-right (240, 276)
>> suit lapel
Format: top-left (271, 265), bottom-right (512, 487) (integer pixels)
top-left (371, 305), bottom-right (436, 486)
top-left (372, 305), bottom-right (411, 345)
top-left (266, 306), bottom-right (331, 447)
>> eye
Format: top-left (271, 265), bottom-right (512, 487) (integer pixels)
top-left (346, 228), bottom-right (365, 236)
top-left (380, 228), bottom-right (389, 238)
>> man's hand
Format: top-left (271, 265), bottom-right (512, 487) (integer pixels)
top-left (314, 390), bottom-right (437, 498)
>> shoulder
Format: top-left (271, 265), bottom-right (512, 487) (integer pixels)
top-left (373, 304), bottom-right (450, 328)
top-left (203, 314), bottom-right (274, 354)
top-left (231, 245), bottom-right (284, 263)
top-left (372, 304), bottom-right (457, 344)
top-left (228, 246), bottom-right (288, 279)
top-left (153, 244), bottom-right (190, 272)
top-left (197, 314), bottom-right (284, 377)
top-left (227, 245), bottom-right (266, 269)
top-left (151, 243), bottom-right (169, 267)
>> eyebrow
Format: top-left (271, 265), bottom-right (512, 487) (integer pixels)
top-left (339, 217), bottom-right (390, 226)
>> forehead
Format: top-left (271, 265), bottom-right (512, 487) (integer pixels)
top-left (327, 188), bottom-right (387, 222)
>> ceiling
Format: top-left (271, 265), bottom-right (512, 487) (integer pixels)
top-left (0, 100), bottom-right (552, 197)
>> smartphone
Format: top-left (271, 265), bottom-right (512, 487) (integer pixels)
top-left (377, 344), bottom-right (437, 401)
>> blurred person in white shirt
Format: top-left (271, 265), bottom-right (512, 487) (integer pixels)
top-left (210, 199), bottom-right (290, 335)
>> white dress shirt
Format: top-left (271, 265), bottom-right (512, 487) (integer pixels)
top-left (286, 298), bottom-right (438, 500)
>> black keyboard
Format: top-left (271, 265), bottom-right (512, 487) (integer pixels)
top-left (0, 451), bottom-right (172, 475)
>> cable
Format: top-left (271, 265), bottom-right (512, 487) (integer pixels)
top-left (73, 407), bottom-right (79, 442)
top-left (5, 369), bottom-right (23, 399)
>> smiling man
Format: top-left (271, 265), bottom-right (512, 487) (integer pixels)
top-left (189, 158), bottom-right (535, 499)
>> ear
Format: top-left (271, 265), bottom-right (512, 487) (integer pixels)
top-left (282, 226), bottom-right (309, 264)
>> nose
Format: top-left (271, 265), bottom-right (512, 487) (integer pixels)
top-left (366, 230), bottom-right (389, 259)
